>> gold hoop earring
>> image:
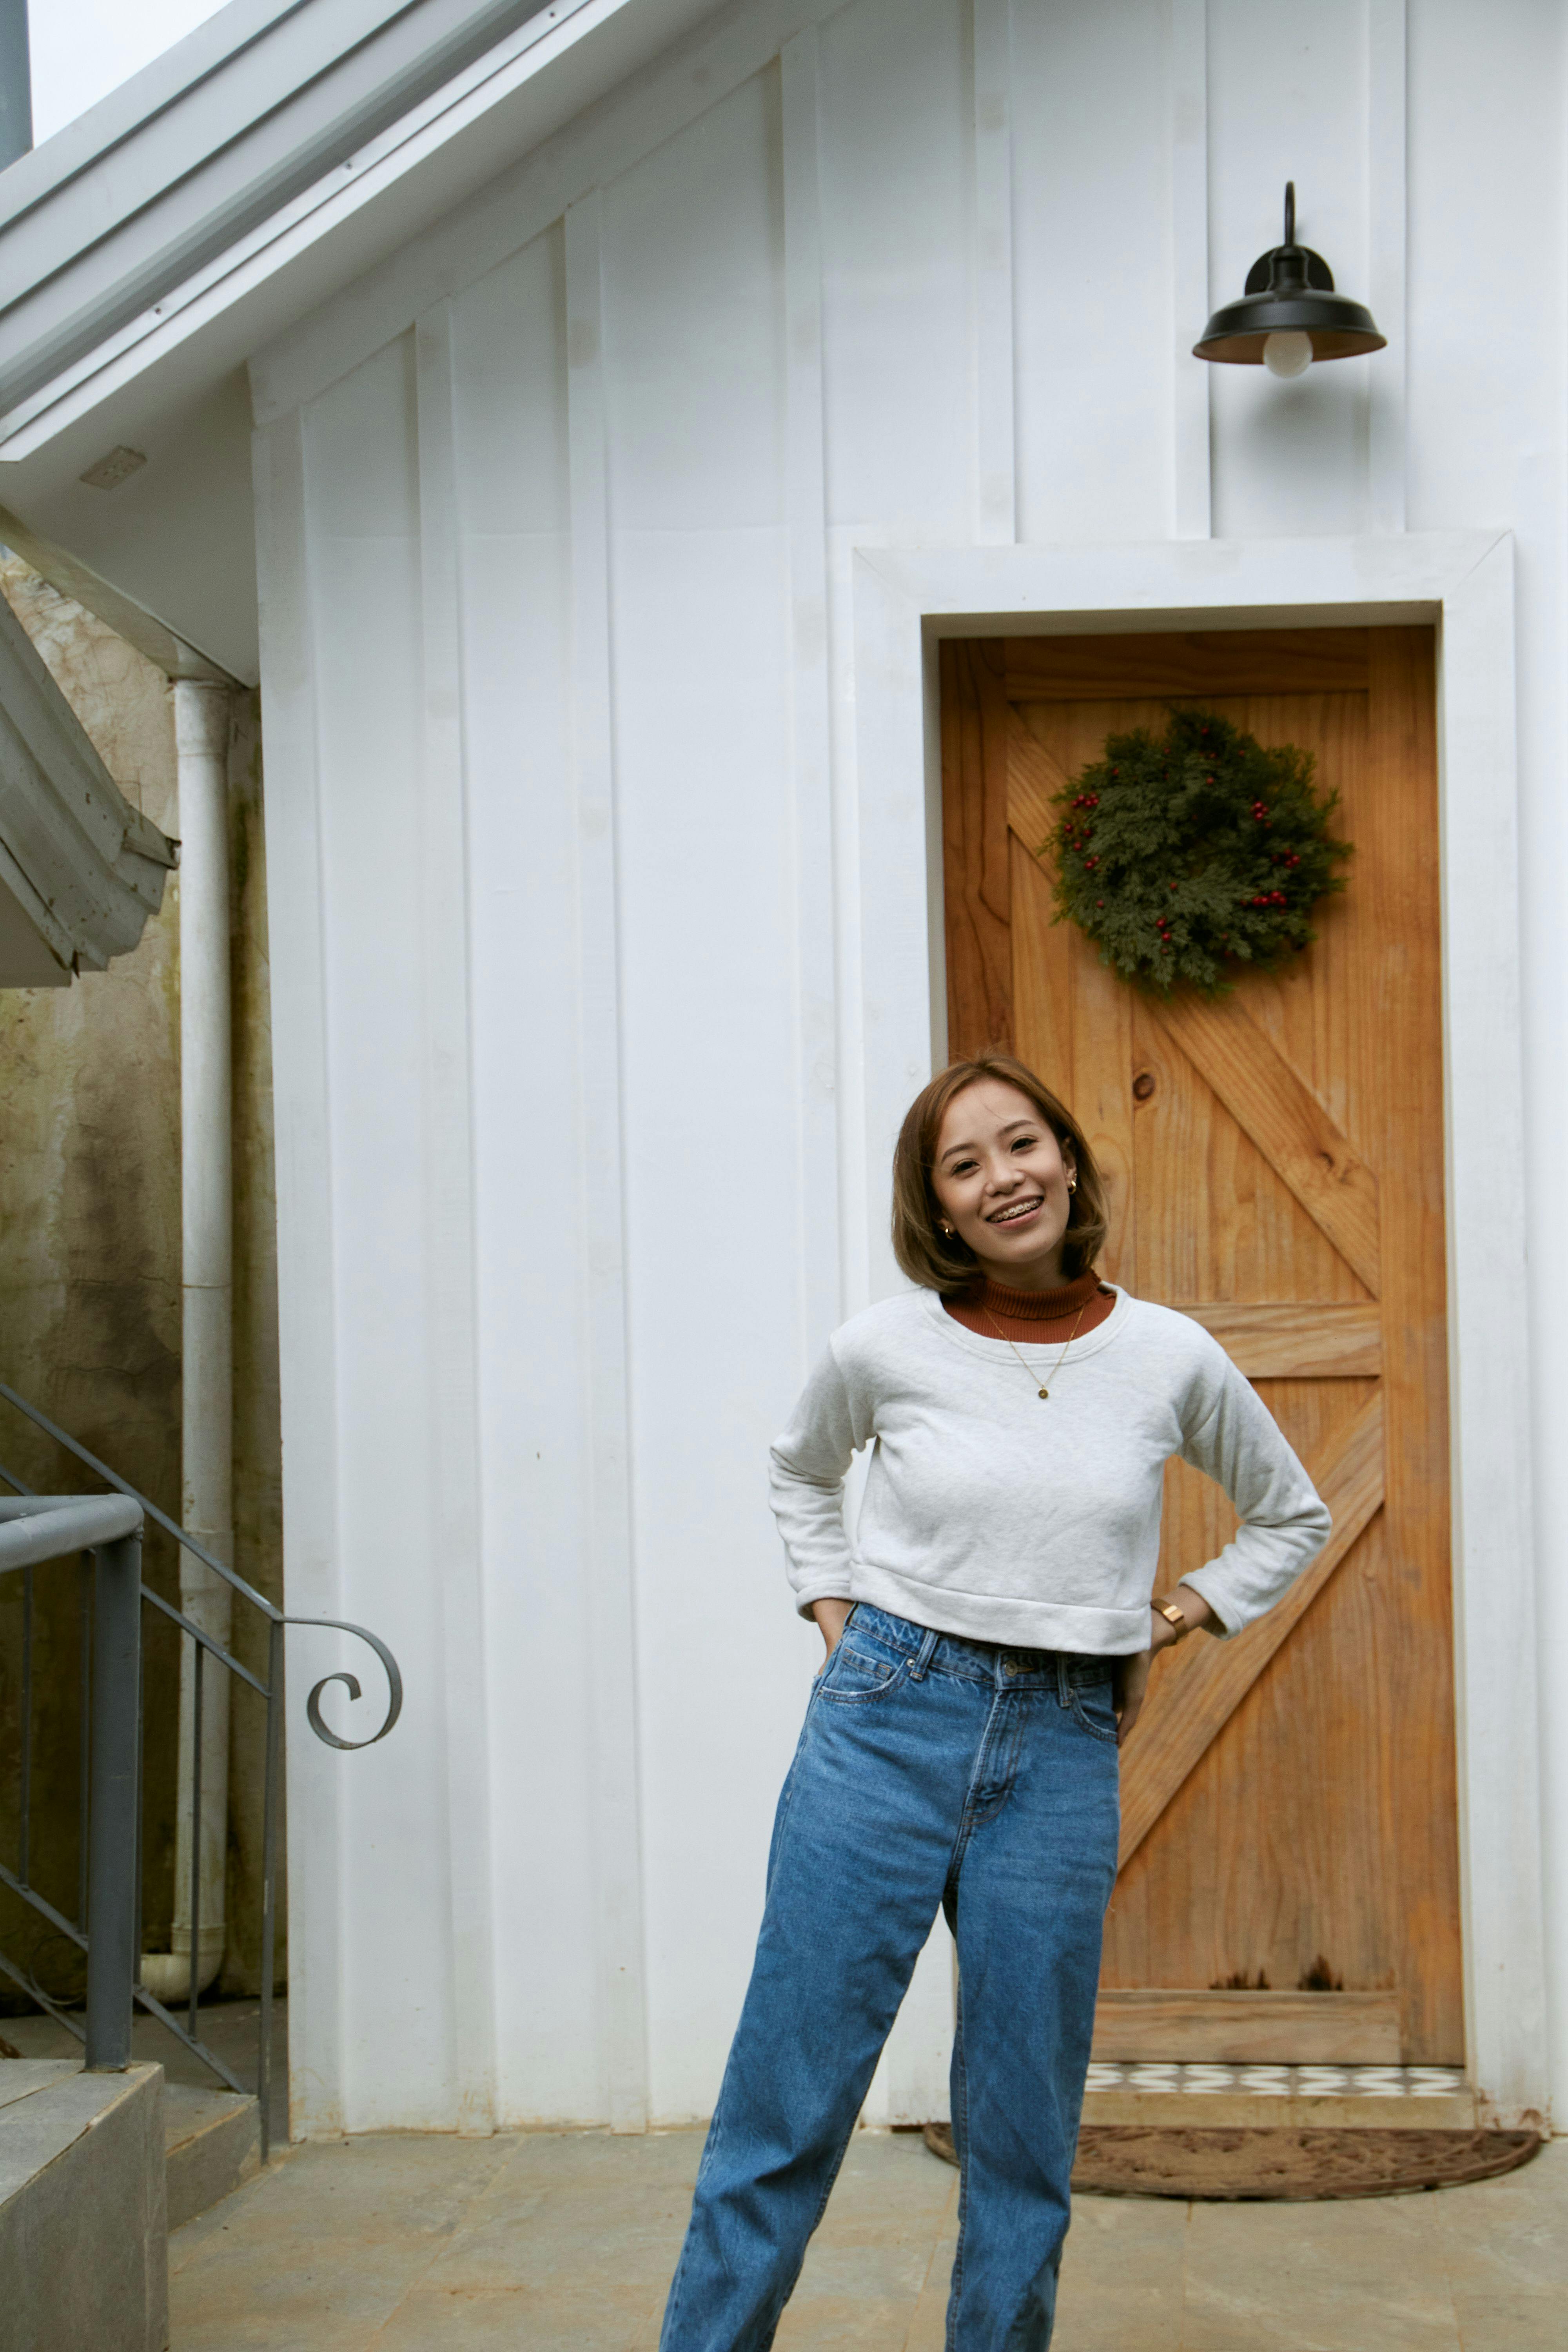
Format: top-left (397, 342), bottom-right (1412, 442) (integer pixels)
top-left (1067, 1176), bottom-right (1078, 1193)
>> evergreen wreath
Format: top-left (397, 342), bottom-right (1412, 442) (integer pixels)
top-left (1047, 707), bottom-right (1352, 997)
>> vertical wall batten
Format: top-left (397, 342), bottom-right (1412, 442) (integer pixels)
top-left (1438, 541), bottom-right (1548, 2120)
top-left (782, 30), bottom-right (843, 1352)
top-left (1170, 0), bottom-right (1212, 538)
top-left (412, 302), bottom-right (497, 2132)
top-left (564, 189), bottom-right (651, 2132)
top-left (1367, 0), bottom-right (1408, 533)
top-left (971, 0), bottom-right (1016, 545)
top-left (250, 410), bottom-right (348, 2135)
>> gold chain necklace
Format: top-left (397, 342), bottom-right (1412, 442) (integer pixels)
top-left (980, 1296), bottom-right (1090, 1401)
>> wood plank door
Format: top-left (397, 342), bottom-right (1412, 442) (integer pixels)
top-left (940, 628), bottom-right (1461, 2066)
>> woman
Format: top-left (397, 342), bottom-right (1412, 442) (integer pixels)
top-left (659, 1054), bottom-right (1330, 2351)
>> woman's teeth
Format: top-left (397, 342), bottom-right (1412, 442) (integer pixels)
top-left (990, 1198), bottom-right (1042, 1223)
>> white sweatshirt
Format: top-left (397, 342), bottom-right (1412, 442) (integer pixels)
top-left (768, 1286), bottom-right (1330, 1654)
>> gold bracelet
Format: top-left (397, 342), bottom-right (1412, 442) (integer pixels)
top-left (1152, 1597), bottom-right (1188, 1641)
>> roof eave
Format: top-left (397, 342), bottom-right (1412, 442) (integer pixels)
top-left (0, 0), bottom-right (640, 459)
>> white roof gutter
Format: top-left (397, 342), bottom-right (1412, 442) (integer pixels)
top-left (0, 0), bottom-right (576, 450)
top-left (0, 0), bottom-right (708, 678)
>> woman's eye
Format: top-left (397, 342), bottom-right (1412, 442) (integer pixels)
top-left (1013, 1134), bottom-right (1037, 1152)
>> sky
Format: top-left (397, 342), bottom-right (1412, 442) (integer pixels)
top-left (29, 0), bottom-right (227, 145)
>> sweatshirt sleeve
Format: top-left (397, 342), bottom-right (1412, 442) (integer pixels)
top-left (1174, 1352), bottom-right (1332, 1636)
top-left (768, 1341), bottom-right (870, 1619)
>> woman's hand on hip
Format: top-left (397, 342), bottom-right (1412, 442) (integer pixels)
top-left (811, 1597), bottom-right (853, 1662)
top-left (1112, 1646), bottom-right (1153, 1744)
top-left (1116, 1590), bottom-right (1221, 1742)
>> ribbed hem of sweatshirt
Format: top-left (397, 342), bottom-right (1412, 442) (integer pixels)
top-left (793, 1580), bottom-right (855, 1621)
top-left (1175, 1566), bottom-right (1242, 1639)
top-left (844, 1563), bottom-right (1158, 1655)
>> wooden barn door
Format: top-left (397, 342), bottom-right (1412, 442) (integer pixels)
top-left (940, 628), bottom-right (1462, 2067)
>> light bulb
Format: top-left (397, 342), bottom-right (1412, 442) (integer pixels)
top-left (1263, 330), bottom-right (1313, 379)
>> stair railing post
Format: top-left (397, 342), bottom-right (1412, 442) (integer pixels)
top-left (85, 1528), bottom-right (142, 2071)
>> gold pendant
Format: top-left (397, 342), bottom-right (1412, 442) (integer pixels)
top-left (1038, 1387), bottom-right (1049, 1400)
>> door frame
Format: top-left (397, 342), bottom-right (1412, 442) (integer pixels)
top-left (849, 531), bottom-right (1544, 2129)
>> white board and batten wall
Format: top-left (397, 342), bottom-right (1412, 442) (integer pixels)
top-left (249, 0), bottom-right (1568, 2136)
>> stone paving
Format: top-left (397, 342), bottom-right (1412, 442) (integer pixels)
top-left (167, 2122), bottom-right (1567, 2349)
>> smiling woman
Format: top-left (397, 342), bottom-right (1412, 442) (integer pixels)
top-left (656, 1053), bottom-right (1332, 2352)
top-left (911, 1060), bottom-right (1118, 1392)
top-left (891, 1053), bottom-right (1108, 1291)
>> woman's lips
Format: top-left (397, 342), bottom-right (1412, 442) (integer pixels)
top-left (987, 1196), bottom-right (1044, 1227)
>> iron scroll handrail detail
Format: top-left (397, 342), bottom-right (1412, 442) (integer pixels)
top-left (287, 1617), bottom-right (404, 1750)
top-left (0, 1388), bottom-right (407, 2163)
top-left (0, 1382), bottom-right (405, 1752)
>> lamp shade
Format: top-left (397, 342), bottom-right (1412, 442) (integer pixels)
top-left (1194, 183), bottom-right (1385, 365)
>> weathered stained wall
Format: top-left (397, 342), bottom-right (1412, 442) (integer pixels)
top-left (0, 552), bottom-right (281, 2002)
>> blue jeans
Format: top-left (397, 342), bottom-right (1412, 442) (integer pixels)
top-left (659, 1603), bottom-right (1120, 2352)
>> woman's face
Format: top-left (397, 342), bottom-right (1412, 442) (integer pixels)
top-left (929, 1079), bottom-right (1077, 1288)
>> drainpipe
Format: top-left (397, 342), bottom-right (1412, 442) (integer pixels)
top-left (0, 0), bottom-right (31, 175)
top-left (141, 681), bottom-right (232, 2003)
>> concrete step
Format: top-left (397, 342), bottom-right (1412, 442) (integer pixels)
top-left (2, 1995), bottom-right (285, 2225)
top-left (0, 2057), bottom-right (82, 2112)
top-left (164, 2082), bottom-right (262, 2229)
top-left (0, 2061), bottom-right (167, 2351)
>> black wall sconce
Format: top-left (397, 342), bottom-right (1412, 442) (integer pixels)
top-left (1194, 183), bottom-right (1385, 378)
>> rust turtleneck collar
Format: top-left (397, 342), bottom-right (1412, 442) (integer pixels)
top-left (942, 1264), bottom-right (1117, 1344)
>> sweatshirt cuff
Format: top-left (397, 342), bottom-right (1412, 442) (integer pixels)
top-left (1177, 1570), bottom-right (1241, 1639)
top-left (792, 1581), bottom-right (855, 1622)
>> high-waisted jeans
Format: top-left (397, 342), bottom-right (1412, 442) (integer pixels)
top-left (658, 1603), bottom-right (1121, 2352)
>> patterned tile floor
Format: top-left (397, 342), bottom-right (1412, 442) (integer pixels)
top-left (1084, 2062), bottom-right (1468, 2097)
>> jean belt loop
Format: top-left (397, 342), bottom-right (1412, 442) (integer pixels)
top-left (910, 1626), bottom-right (940, 1682)
top-left (1056, 1654), bottom-right (1070, 1707)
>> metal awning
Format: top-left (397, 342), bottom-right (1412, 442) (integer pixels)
top-left (0, 573), bottom-right (176, 985)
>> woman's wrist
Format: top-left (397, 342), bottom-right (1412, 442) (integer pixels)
top-left (811, 1597), bottom-right (853, 1647)
top-left (1150, 1587), bottom-right (1220, 1648)
top-left (1149, 1601), bottom-right (1180, 1652)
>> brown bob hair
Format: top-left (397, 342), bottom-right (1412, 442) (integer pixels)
top-left (891, 1054), bottom-right (1109, 1294)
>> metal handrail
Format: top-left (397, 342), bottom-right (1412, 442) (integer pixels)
top-left (0, 1499), bottom-right (142, 2071)
top-left (0, 1390), bottom-right (405, 2157)
top-left (0, 1495), bottom-right (142, 1564)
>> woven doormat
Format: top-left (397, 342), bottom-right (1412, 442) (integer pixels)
top-left (920, 2121), bottom-right (1541, 2201)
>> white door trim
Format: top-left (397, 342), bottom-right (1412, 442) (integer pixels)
top-left (849, 530), bottom-right (1546, 2130)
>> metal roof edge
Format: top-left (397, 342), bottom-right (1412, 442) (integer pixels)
top-left (0, 572), bottom-right (179, 982)
top-left (0, 0), bottom-right (566, 429)
top-left (0, 0), bottom-right (625, 460)
top-left (0, 0), bottom-right (314, 229)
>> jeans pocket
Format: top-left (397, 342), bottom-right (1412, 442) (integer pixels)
top-left (1069, 1675), bottom-right (1120, 1745)
top-left (818, 1641), bottom-right (912, 1707)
